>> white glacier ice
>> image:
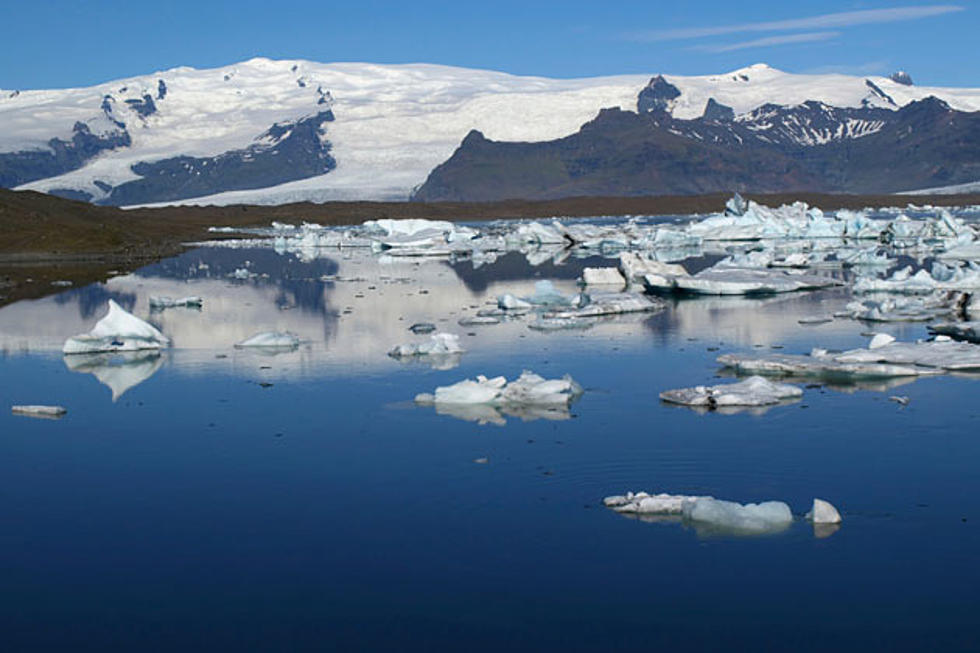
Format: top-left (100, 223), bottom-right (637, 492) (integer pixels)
top-left (234, 331), bottom-right (301, 349)
top-left (62, 300), bottom-right (170, 354)
top-left (414, 370), bottom-right (582, 407)
top-left (806, 498), bottom-right (843, 524)
top-left (659, 376), bottom-right (803, 409)
top-left (11, 405), bottom-right (68, 419)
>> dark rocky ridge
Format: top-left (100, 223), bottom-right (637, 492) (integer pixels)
top-left (102, 110), bottom-right (336, 206)
top-left (413, 95), bottom-right (980, 201)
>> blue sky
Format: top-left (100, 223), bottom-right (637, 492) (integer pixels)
top-left (1, 1), bottom-right (976, 89)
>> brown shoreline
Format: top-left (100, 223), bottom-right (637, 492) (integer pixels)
top-left (2, 188), bottom-right (979, 307)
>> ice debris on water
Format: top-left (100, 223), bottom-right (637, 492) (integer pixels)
top-left (580, 267), bottom-right (626, 289)
top-left (63, 300), bottom-right (170, 354)
top-left (603, 492), bottom-right (795, 536)
top-left (805, 498), bottom-right (842, 524)
top-left (11, 405), bottom-right (67, 419)
top-left (234, 332), bottom-right (301, 349)
top-left (409, 322), bottom-right (437, 334)
top-left (643, 260), bottom-right (841, 296)
top-left (149, 296), bottom-right (203, 310)
top-left (388, 333), bottom-right (464, 358)
top-left (415, 370), bottom-right (581, 407)
top-left (719, 336), bottom-right (980, 383)
top-left (660, 376), bottom-right (803, 409)
top-left (928, 320), bottom-right (980, 343)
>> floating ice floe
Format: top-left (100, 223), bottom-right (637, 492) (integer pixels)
top-left (63, 300), bottom-right (170, 355)
top-left (854, 262), bottom-right (980, 295)
top-left (643, 262), bottom-right (841, 296)
top-left (64, 350), bottom-right (164, 401)
top-left (618, 253), bottom-right (688, 287)
top-left (11, 405), bottom-right (67, 419)
top-left (839, 292), bottom-right (970, 322)
top-left (388, 333), bottom-right (464, 358)
top-left (542, 292), bottom-right (664, 319)
top-left (149, 296), bottom-right (203, 310)
top-left (415, 370), bottom-right (581, 407)
top-left (719, 336), bottom-right (980, 382)
top-left (603, 492), bottom-right (795, 536)
top-left (660, 376), bottom-right (803, 410)
top-left (580, 267), bottom-right (626, 289)
top-left (234, 331), bottom-right (301, 350)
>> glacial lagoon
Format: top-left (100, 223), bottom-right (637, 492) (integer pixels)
top-left (2, 207), bottom-right (980, 650)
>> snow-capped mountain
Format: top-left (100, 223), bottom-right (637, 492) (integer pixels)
top-left (2, 59), bottom-right (979, 206)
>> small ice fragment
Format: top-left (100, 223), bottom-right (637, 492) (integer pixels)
top-left (805, 498), bottom-right (842, 524)
top-left (389, 333), bottom-right (464, 358)
top-left (11, 405), bottom-right (67, 419)
top-left (869, 333), bottom-right (896, 349)
top-left (660, 376), bottom-right (802, 409)
top-left (889, 395), bottom-right (910, 406)
top-left (235, 332), bottom-right (300, 349)
top-left (458, 316), bottom-right (501, 326)
top-left (50, 280), bottom-right (73, 287)
top-left (409, 322), bottom-right (437, 334)
top-left (473, 457), bottom-right (489, 464)
top-left (149, 296), bottom-right (203, 310)
top-left (581, 267), bottom-right (625, 288)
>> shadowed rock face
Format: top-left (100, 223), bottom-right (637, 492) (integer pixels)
top-left (102, 110), bottom-right (337, 206)
top-left (0, 121), bottom-right (131, 188)
top-left (413, 96), bottom-right (980, 201)
top-left (637, 75), bottom-right (681, 114)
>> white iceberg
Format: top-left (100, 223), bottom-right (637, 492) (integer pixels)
top-left (11, 405), bottom-right (67, 419)
top-left (149, 296), bottom-right (203, 310)
top-left (604, 491), bottom-right (793, 536)
top-left (234, 331), bottom-right (301, 349)
top-left (542, 292), bottom-right (664, 319)
top-left (581, 267), bottom-right (626, 289)
top-left (659, 376), bottom-right (802, 409)
top-left (388, 332), bottom-right (465, 358)
top-left (805, 498), bottom-right (842, 524)
top-left (415, 370), bottom-right (582, 407)
top-left (63, 300), bottom-right (170, 355)
top-left (645, 264), bottom-right (841, 296)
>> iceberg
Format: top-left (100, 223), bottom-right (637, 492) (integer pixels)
top-left (388, 332), bottom-right (464, 358)
top-left (149, 296), bottom-right (203, 310)
top-left (644, 263), bottom-right (841, 296)
top-left (542, 292), bottom-right (664, 319)
top-left (717, 351), bottom-right (938, 381)
top-left (604, 491), bottom-right (794, 536)
top-left (234, 331), bottom-right (301, 349)
top-left (619, 252), bottom-right (687, 287)
top-left (581, 267), bottom-right (626, 288)
top-left (806, 498), bottom-right (842, 524)
top-left (63, 300), bottom-right (170, 354)
top-left (11, 405), bottom-right (67, 419)
top-left (415, 370), bottom-right (582, 408)
top-left (659, 376), bottom-right (802, 409)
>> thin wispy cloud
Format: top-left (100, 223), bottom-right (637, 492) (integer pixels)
top-left (629, 5), bottom-right (963, 42)
top-left (694, 31), bottom-right (840, 53)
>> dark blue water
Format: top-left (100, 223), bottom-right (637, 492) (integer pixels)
top-left (1, 246), bottom-right (978, 651)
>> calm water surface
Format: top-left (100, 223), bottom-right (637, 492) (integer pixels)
top-left (1, 237), bottom-right (978, 651)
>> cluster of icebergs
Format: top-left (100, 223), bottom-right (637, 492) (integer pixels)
top-left (198, 194), bottom-right (979, 273)
top-left (603, 491), bottom-right (841, 537)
